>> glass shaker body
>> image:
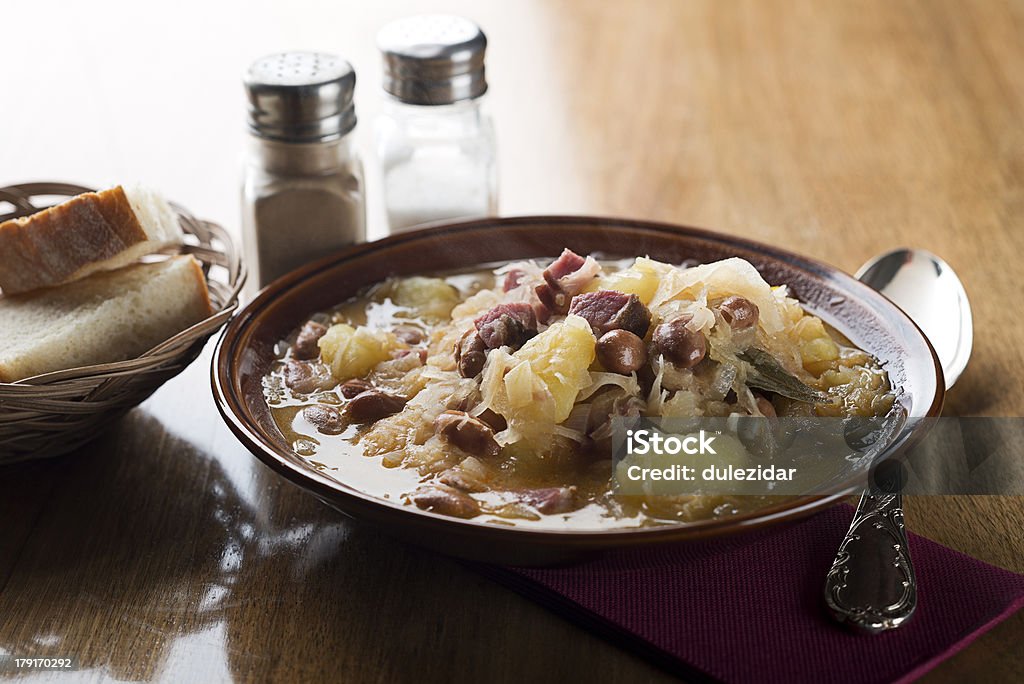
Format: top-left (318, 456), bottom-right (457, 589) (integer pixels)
top-left (242, 134), bottom-right (366, 290)
top-left (376, 95), bottom-right (497, 233)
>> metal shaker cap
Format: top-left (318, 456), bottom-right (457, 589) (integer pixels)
top-left (377, 15), bottom-right (487, 106)
top-left (244, 52), bottom-right (357, 142)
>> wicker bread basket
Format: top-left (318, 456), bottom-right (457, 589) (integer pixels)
top-left (0, 182), bottom-right (245, 465)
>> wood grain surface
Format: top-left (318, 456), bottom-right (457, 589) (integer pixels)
top-left (1, 0), bottom-right (1022, 681)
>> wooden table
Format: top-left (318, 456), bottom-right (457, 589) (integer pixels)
top-left (2, 0), bottom-right (1022, 681)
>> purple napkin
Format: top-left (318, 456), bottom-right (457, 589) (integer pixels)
top-left (479, 505), bottom-right (1024, 683)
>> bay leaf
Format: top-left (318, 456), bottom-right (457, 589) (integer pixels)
top-left (739, 347), bottom-right (828, 404)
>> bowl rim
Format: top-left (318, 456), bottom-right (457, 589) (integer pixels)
top-left (211, 215), bottom-right (945, 546)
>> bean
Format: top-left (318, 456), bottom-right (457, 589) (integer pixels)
top-left (586, 390), bottom-right (647, 443)
top-left (345, 389), bottom-right (406, 423)
top-left (476, 408), bottom-right (508, 432)
top-left (293, 321), bottom-right (328, 360)
top-left (339, 378), bottom-right (374, 399)
top-left (652, 315), bottom-right (707, 368)
top-left (434, 410), bottom-right (501, 458)
top-left (455, 330), bottom-right (488, 378)
top-left (718, 296), bottom-right (759, 331)
top-left (302, 404), bottom-right (345, 435)
top-left (754, 394), bottom-right (777, 418)
top-left (392, 324), bottom-right (425, 345)
top-left (596, 329), bottom-right (648, 374)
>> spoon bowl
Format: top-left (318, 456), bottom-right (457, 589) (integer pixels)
top-left (856, 249), bottom-right (973, 390)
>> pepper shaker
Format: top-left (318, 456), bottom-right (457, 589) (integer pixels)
top-left (375, 15), bottom-right (498, 234)
top-left (242, 52), bottom-right (366, 291)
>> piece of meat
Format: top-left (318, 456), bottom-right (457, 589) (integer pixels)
top-left (439, 456), bottom-right (490, 493)
top-left (534, 249), bottom-right (600, 318)
top-left (293, 321), bottom-right (328, 360)
top-left (438, 468), bottom-right (488, 493)
top-left (391, 348), bottom-right (428, 364)
top-left (531, 298), bottom-right (553, 325)
top-left (475, 302), bottom-right (537, 333)
top-left (543, 248), bottom-right (587, 285)
top-left (411, 484), bottom-right (481, 518)
top-left (283, 360), bottom-right (334, 394)
top-left (344, 389), bottom-right (407, 423)
top-left (473, 302), bottom-right (538, 350)
top-left (568, 290), bottom-right (651, 337)
top-left (556, 257), bottom-right (602, 296)
top-left (434, 410), bottom-right (501, 458)
top-left (517, 486), bottom-right (579, 514)
top-left (502, 268), bottom-right (527, 292)
top-left (534, 282), bottom-right (564, 317)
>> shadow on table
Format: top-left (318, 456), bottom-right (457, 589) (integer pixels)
top-left (0, 409), bottom-right (663, 683)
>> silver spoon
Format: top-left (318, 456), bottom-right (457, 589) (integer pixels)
top-left (824, 248), bottom-right (972, 634)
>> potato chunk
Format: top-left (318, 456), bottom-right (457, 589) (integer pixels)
top-left (318, 324), bottom-right (398, 381)
top-left (584, 257), bottom-right (666, 305)
top-left (391, 277), bottom-right (460, 321)
top-left (792, 316), bottom-right (840, 375)
top-left (501, 313), bottom-right (593, 421)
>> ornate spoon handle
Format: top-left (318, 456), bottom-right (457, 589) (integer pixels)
top-left (824, 490), bottom-right (917, 633)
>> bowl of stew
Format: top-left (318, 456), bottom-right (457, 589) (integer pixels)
top-left (212, 216), bottom-right (943, 565)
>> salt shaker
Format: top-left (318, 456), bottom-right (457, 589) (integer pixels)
top-left (375, 15), bottom-right (498, 234)
top-left (242, 52), bottom-right (366, 290)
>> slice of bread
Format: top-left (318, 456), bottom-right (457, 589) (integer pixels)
top-left (0, 185), bottom-right (183, 295)
top-left (0, 255), bottom-right (213, 382)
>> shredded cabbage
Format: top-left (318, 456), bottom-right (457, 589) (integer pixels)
top-left (578, 371), bottom-right (642, 402)
top-left (650, 257), bottom-right (786, 333)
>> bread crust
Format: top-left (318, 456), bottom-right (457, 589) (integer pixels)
top-left (184, 253), bottom-right (215, 319)
top-left (0, 186), bottom-right (150, 294)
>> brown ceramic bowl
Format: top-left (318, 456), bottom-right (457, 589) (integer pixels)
top-left (212, 216), bottom-right (944, 565)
